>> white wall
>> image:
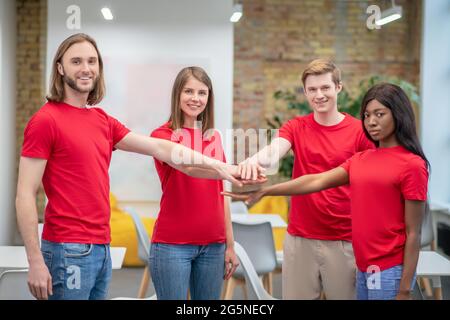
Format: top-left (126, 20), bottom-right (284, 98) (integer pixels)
top-left (421, 0), bottom-right (450, 209)
top-left (47, 0), bottom-right (234, 209)
top-left (0, 0), bottom-right (17, 244)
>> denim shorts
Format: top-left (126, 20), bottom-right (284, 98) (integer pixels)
top-left (41, 239), bottom-right (112, 300)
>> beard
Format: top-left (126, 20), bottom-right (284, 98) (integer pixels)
top-left (62, 74), bottom-right (98, 94)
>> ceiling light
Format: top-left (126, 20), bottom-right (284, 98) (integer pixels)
top-left (101, 7), bottom-right (113, 20)
top-left (375, 0), bottom-right (402, 26)
top-left (230, 4), bottom-right (242, 23)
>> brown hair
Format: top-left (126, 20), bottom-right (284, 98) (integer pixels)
top-left (301, 58), bottom-right (342, 88)
top-left (169, 66), bottom-right (214, 134)
top-left (46, 33), bottom-right (105, 106)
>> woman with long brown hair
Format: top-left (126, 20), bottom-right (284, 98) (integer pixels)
top-left (149, 67), bottom-right (241, 300)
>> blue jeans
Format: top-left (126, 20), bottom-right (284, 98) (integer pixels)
top-left (149, 242), bottom-right (226, 300)
top-left (356, 265), bottom-right (416, 300)
top-left (41, 239), bottom-right (112, 300)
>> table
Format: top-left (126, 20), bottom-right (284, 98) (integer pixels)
top-left (0, 246), bottom-right (126, 270)
top-left (417, 250), bottom-right (450, 299)
top-left (275, 249), bottom-right (450, 299)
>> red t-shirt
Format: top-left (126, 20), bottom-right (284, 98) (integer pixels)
top-left (278, 113), bottom-right (374, 241)
top-left (150, 123), bottom-right (226, 245)
top-left (21, 101), bottom-right (130, 244)
top-left (340, 146), bottom-right (428, 272)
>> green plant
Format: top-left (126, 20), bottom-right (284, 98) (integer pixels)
top-left (268, 75), bottom-right (421, 178)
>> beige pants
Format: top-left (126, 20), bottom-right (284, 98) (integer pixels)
top-left (282, 233), bottom-right (356, 300)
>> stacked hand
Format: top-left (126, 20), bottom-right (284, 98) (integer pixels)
top-left (222, 189), bottom-right (266, 207)
top-left (237, 157), bottom-right (265, 181)
top-left (218, 158), bottom-right (268, 204)
top-left (216, 162), bottom-right (267, 187)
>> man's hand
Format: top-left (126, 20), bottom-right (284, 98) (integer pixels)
top-left (237, 138), bottom-right (292, 179)
top-left (237, 158), bottom-right (262, 181)
top-left (222, 164), bottom-right (267, 187)
top-left (28, 260), bottom-right (53, 300)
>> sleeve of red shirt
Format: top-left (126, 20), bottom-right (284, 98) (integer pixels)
top-left (356, 129), bottom-right (376, 152)
top-left (339, 155), bottom-right (352, 173)
top-left (277, 118), bottom-right (295, 146)
top-left (21, 111), bottom-right (56, 160)
top-left (400, 158), bottom-right (429, 201)
top-left (108, 115), bottom-right (131, 146)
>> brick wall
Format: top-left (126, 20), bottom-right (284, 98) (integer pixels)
top-left (234, 0), bottom-right (422, 133)
top-left (16, 0), bottom-right (47, 215)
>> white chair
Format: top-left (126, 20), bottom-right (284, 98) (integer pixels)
top-left (230, 201), bottom-right (248, 214)
top-left (0, 269), bottom-right (35, 300)
top-left (38, 223), bottom-right (44, 245)
top-left (421, 202), bottom-right (434, 248)
top-left (125, 207), bottom-right (154, 299)
top-left (233, 242), bottom-right (277, 300)
top-left (223, 221), bottom-right (277, 299)
top-left (417, 201), bottom-right (438, 299)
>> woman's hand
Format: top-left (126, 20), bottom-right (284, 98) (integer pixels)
top-left (214, 162), bottom-right (244, 187)
top-left (395, 290), bottom-right (412, 300)
top-left (239, 176), bottom-right (268, 185)
top-left (221, 188), bottom-right (266, 207)
top-left (224, 245), bottom-right (239, 280)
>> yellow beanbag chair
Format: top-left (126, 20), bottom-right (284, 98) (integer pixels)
top-left (249, 196), bottom-right (289, 251)
top-left (109, 193), bottom-right (156, 267)
top-left (248, 196), bottom-right (289, 222)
